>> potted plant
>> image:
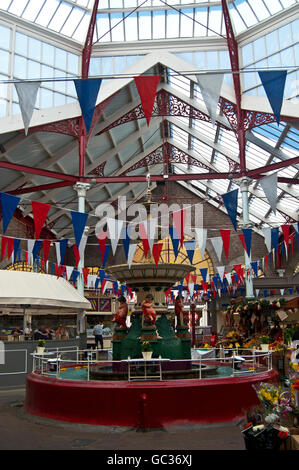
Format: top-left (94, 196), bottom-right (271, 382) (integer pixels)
top-left (36, 339), bottom-right (46, 354)
top-left (260, 335), bottom-right (270, 351)
top-left (141, 341), bottom-right (153, 360)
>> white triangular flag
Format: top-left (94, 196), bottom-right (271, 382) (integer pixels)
top-left (128, 243), bottom-right (137, 269)
top-left (256, 289), bottom-right (260, 297)
top-left (262, 227), bottom-right (272, 253)
top-left (195, 228), bottom-right (207, 258)
top-left (260, 173), bottom-right (278, 215)
top-left (79, 235), bottom-right (87, 261)
top-left (14, 82), bottom-right (41, 135)
top-left (218, 289), bottom-right (221, 297)
top-left (280, 289), bottom-right (285, 296)
top-left (188, 282), bottom-right (194, 297)
top-left (293, 223), bottom-right (299, 233)
top-left (217, 266), bottom-right (225, 280)
top-left (27, 239), bottom-right (34, 265)
top-left (144, 218), bottom-right (157, 253)
top-left (107, 218), bottom-right (124, 255)
top-left (66, 266), bottom-right (74, 281)
top-left (55, 241), bottom-right (61, 266)
top-left (196, 73), bottom-right (224, 125)
top-left (225, 273), bottom-right (232, 285)
top-left (211, 237), bottom-right (223, 262)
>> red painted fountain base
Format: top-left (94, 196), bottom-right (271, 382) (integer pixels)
top-left (25, 369), bottom-right (278, 428)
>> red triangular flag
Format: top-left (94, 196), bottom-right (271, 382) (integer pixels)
top-left (82, 267), bottom-right (89, 286)
top-left (57, 265), bottom-right (65, 279)
top-left (291, 233), bottom-right (294, 254)
top-left (152, 243), bottom-right (163, 267)
top-left (7, 237), bottom-right (14, 259)
top-left (32, 201), bottom-right (50, 239)
top-left (185, 272), bottom-right (191, 285)
top-left (42, 240), bottom-right (51, 265)
top-left (281, 225), bottom-right (290, 252)
top-left (97, 232), bottom-right (107, 261)
top-left (220, 229), bottom-right (231, 259)
top-left (191, 275), bottom-right (197, 284)
top-left (25, 251), bottom-right (28, 264)
top-left (134, 75), bottom-right (161, 125)
top-left (100, 278), bottom-right (107, 293)
top-left (173, 209), bottom-right (186, 247)
top-left (1, 236), bottom-right (8, 261)
top-left (265, 254), bottom-right (268, 271)
top-left (73, 244), bottom-right (80, 268)
top-left (238, 234), bottom-right (248, 255)
top-left (140, 223), bottom-right (150, 258)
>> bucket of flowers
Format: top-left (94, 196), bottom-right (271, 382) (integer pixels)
top-left (141, 341), bottom-right (153, 360)
top-left (36, 339), bottom-right (46, 354)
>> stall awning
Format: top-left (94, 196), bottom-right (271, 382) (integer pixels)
top-left (0, 270), bottom-right (90, 312)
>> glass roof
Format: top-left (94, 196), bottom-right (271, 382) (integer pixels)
top-left (0, 0), bottom-right (297, 43)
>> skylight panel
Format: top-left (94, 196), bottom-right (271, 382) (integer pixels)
top-left (263, 0), bottom-right (283, 15)
top-left (72, 13), bottom-right (90, 41)
top-left (280, 0), bottom-right (296, 7)
top-left (247, 0), bottom-right (270, 21)
top-left (49, 3), bottom-right (72, 32)
top-left (111, 12), bottom-right (125, 42)
top-left (180, 9), bottom-right (194, 38)
top-left (228, 4), bottom-right (247, 34)
top-left (138, 11), bottom-right (151, 40)
top-left (194, 8), bottom-right (208, 37)
top-left (22, 0), bottom-right (45, 22)
top-left (233, 0), bottom-right (258, 27)
top-left (0, 1), bottom-right (12, 10)
top-left (8, 0), bottom-right (28, 16)
top-left (96, 13), bottom-right (111, 42)
top-left (166, 10), bottom-right (180, 39)
top-left (153, 10), bottom-right (165, 39)
top-left (61, 8), bottom-right (85, 37)
top-left (36, 0), bottom-right (60, 28)
top-left (208, 6), bottom-right (222, 36)
top-left (124, 12), bottom-right (138, 41)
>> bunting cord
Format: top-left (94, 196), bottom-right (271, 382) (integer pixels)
top-left (3, 66), bottom-right (297, 84)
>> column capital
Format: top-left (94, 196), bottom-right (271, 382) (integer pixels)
top-left (238, 176), bottom-right (252, 192)
top-left (73, 182), bottom-right (91, 197)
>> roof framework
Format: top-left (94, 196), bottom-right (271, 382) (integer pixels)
top-left (0, 0), bottom-right (297, 243)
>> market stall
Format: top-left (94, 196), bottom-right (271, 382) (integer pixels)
top-left (0, 270), bottom-right (90, 387)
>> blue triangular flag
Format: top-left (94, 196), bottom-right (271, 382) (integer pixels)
top-left (221, 189), bottom-right (238, 231)
top-left (72, 270), bottom-right (80, 285)
top-left (121, 285), bottom-right (126, 296)
top-left (102, 244), bottom-right (111, 268)
top-left (289, 288), bottom-right (294, 295)
top-left (200, 268), bottom-right (208, 283)
top-left (184, 240), bottom-right (196, 264)
top-left (169, 226), bottom-right (180, 258)
top-left (32, 240), bottom-right (42, 262)
top-left (212, 276), bottom-right (218, 289)
top-left (0, 192), bottom-right (20, 233)
top-left (251, 261), bottom-right (258, 277)
top-left (98, 269), bottom-right (106, 283)
top-left (258, 71), bottom-right (287, 124)
top-left (59, 239), bottom-right (68, 266)
top-left (71, 211), bottom-right (88, 248)
top-left (95, 278), bottom-right (101, 290)
top-left (271, 227), bottom-right (279, 251)
top-left (242, 228), bottom-right (252, 256)
top-left (121, 226), bottom-right (131, 260)
top-left (13, 238), bottom-right (21, 264)
top-left (264, 289), bottom-right (268, 297)
top-left (177, 284), bottom-right (183, 296)
top-left (74, 79), bottom-right (102, 133)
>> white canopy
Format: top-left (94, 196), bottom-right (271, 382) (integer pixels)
top-left (0, 270), bottom-right (90, 314)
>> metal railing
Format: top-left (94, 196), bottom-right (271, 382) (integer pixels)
top-left (31, 347), bottom-right (273, 382)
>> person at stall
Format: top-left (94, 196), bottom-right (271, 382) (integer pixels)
top-left (34, 326), bottom-right (48, 340)
top-left (45, 326), bottom-right (53, 340)
top-left (92, 321), bottom-right (104, 349)
top-left (269, 320), bottom-right (283, 342)
top-left (24, 322), bottom-right (32, 340)
top-left (11, 326), bottom-right (23, 338)
top-left (55, 324), bottom-right (69, 340)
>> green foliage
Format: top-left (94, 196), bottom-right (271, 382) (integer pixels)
top-left (141, 341), bottom-right (152, 352)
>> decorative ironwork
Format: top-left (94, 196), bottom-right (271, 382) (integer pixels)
top-left (88, 161), bottom-right (106, 177)
top-left (121, 142), bottom-right (213, 176)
